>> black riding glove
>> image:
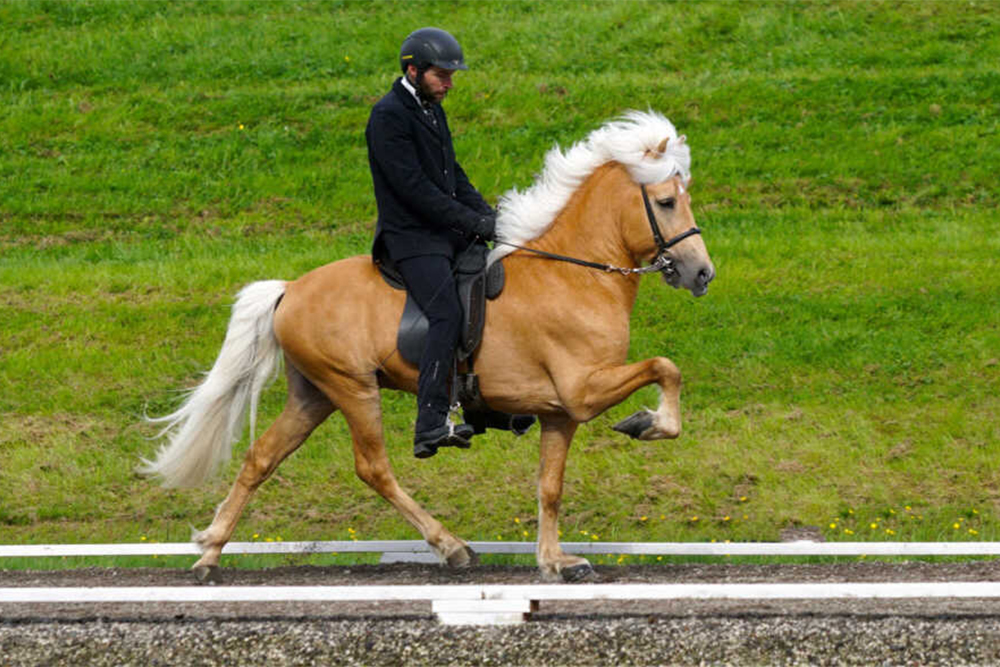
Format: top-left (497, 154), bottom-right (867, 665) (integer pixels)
top-left (470, 213), bottom-right (496, 242)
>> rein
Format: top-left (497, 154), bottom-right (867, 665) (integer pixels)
top-left (495, 184), bottom-right (700, 277)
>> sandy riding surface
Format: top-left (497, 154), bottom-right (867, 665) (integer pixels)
top-left (3, 562), bottom-right (1000, 666)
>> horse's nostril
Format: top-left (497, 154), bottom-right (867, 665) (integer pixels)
top-left (698, 268), bottom-right (714, 285)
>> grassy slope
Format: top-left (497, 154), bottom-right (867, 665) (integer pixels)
top-left (1, 1), bottom-right (998, 562)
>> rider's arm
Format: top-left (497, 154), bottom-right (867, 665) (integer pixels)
top-left (368, 106), bottom-right (492, 238)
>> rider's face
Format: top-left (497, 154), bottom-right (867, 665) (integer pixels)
top-left (409, 65), bottom-right (454, 104)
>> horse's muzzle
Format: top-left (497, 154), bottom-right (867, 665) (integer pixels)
top-left (689, 265), bottom-right (715, 297)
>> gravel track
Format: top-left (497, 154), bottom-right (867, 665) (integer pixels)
top-left (4, 562), bottom-right (1000, 666)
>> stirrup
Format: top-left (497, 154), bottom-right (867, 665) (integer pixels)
top-left (414, 421), bottom-right (475, 459)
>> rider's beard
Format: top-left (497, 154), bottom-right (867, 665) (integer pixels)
top-left (417, 77), bottom-right (446, 105)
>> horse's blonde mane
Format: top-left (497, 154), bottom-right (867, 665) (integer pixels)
top-left (490, 110), bottom-right (691, 264)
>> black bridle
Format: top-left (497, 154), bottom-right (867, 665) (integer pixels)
top-left (494, 182), bottom-right (701, 277)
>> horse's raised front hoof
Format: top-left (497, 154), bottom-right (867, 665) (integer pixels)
top-left (445, 545), bottom-right (479, 570)
top-left (192, 565), bottom-right (222, 585)
top-left (561, 562), bottom-right (595, 583)
top-left (612, 410), bottom-right (656, 439)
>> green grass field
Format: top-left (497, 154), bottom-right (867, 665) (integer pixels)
top-left (2, 0), bottom-right (998, 568)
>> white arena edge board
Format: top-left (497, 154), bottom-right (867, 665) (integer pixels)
top-left (4, 582), bottom-right (1000, 604)
top-left (3, 541), bottom-right (1000, 558)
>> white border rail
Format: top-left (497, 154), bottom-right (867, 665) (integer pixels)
top-left (3, 540), bottom-right (1000, 558)
top-left (7, 582), bottom-right (1000, 603)
top-left (4, 582), bottom-right (1000, 626)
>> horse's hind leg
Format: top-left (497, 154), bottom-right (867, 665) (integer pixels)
top-left (333, 378), bottom-right (476, 568)
top-left (191, 362), bottom-right (333, 581)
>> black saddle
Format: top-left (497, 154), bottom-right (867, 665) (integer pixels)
top-left (377, 244), bottom-right (533, 437)
top-left (377, 243), bottom-right (505, 367)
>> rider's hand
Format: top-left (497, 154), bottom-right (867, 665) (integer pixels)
top-left (471, 213), bottom-right (496, 242)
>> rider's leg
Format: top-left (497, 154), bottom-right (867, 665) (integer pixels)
top-left (395, 254), bottom-right (473, 456)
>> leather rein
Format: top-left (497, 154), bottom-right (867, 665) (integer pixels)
top-left (495, 184), bottom-right (701, 277)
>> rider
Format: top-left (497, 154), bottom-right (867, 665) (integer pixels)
top-left (366, 27), bottom-right (496, 459)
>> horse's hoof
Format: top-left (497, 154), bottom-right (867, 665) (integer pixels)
top-left (612, 410), bottom-right (655, 439)
top-left (192, 565), bottom-right (222, 585)
top-left (561, 562), bottom-right (595, 582)
top-left (446, 545), bottom-right (479, 569)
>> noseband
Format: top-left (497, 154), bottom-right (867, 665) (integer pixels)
top-left (495, 182), bottom-right (701, 277)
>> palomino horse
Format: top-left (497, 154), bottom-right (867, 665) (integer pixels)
top-left (141, 111), bottom-right (715, 582)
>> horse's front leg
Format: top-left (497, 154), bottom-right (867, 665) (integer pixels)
top-left (536, 415), bottom-right (593, 582)
top-left (564, 357), bottom-right (682, 440)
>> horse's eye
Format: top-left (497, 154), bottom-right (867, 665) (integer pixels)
top-left (657, 197), bottom-right (676, 210)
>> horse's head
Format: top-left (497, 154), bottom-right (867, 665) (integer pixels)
top-left (623, 137), bottom-right (715, 297)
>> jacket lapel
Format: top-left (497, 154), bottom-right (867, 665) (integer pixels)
top-left (392, 79), bottom-right (442, 139)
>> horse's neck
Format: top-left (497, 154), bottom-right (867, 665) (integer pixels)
top-left (529, 164), bottom-right (632, 263)
top-left (524, 164), bottom-right (641, 308)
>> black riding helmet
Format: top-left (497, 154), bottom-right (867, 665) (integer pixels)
top-left (399, 27), bottom-right (468, 73)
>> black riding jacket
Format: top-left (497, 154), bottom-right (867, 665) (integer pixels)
top-left (366, 78), bottom-right (492, 263)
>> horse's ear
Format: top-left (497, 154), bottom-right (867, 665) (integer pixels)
top-left (656, 137), bottom-right (669, 154)
top-left (676, 134), bottom-right (687, 146)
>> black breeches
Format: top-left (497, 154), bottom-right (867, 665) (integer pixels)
top-left (394, 254), bottom-right (461, 431)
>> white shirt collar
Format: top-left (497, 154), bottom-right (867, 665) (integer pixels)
top-left (400, 75), bottom-right (422, 106)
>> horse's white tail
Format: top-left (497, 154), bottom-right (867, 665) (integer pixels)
top-left (139, 280), bottom-right (287, 488)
